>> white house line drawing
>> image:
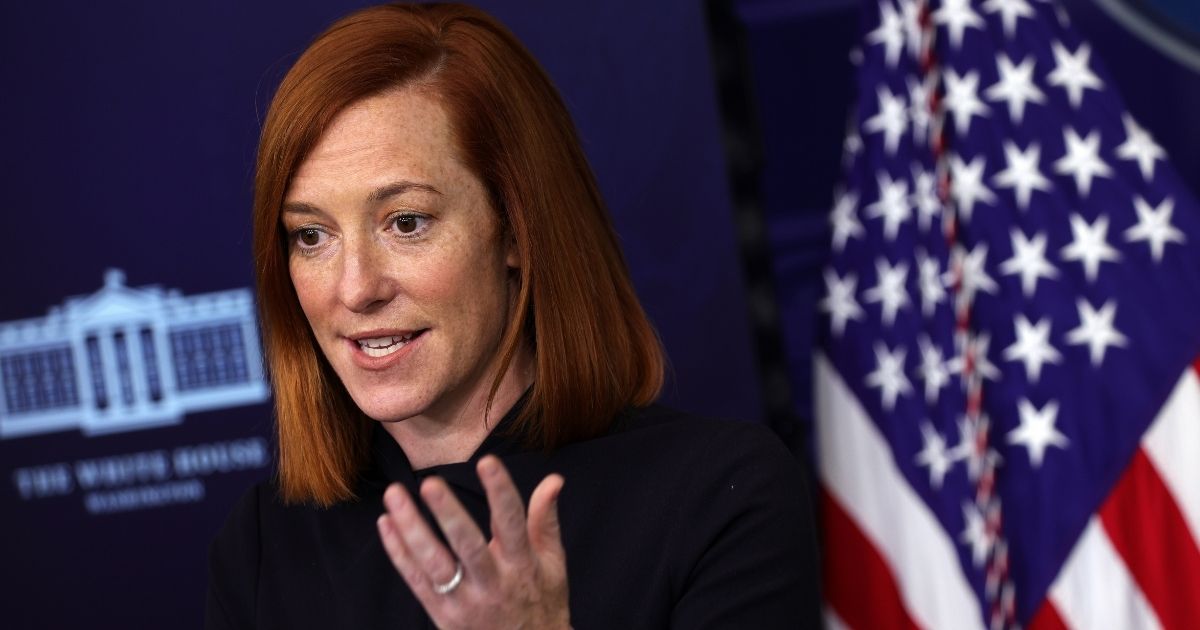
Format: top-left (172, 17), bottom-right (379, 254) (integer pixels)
top-left (0, 269), bottom-right (269, 439)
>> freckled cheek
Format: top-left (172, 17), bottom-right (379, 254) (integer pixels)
top-left (288, 263), bottom-right (335, 328)
top-left (406, 264), bottom-right (478, 320)
top-left (411, 257), bottom-right (509, 335)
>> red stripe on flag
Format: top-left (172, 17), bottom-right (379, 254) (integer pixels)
top-left (1099, 448), bottom-right (1200, 630)
top-left (1027, 599), bottom-right (1069, 630)
top-left (821, 485), bottom-right (920, 630)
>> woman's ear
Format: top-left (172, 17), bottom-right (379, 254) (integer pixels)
top-left (504, 233), bottom-right (521, 270)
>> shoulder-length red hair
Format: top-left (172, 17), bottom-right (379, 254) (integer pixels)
top-left (254, 3), bottom-right (664, 506)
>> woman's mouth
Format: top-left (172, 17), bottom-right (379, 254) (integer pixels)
top-left (354, 330), bottom-right (426, 358)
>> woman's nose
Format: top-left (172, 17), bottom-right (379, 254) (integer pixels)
top-left (336, 240), bottom-right (395, 313)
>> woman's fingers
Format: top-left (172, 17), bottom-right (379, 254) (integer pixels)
top-left (526, 474), bottom-right (566, 559)
top-left (419, 476), bottom-right (498, 587)
top-left (382, 483), bottom-right (461, 591)
top-left (377, 509), bottom-right (437, 602)
top-left (477, 456), bottom-right (533, 562)
top-left (377, 467), bottom-right (572, 629)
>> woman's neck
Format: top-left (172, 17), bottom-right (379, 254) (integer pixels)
top-left (382, 345), bottom-right (533, 470)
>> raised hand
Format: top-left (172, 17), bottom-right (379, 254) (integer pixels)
top-left (376, 455), bottom-right (570, 630)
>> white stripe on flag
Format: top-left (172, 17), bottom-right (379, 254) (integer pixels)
top-left (1048, 518), bottom-right (1163, 630)
top-left (815, 353), bottom-right (984, 630)
top-left (1140, 365), bottom-right (1200, 543)
top-left (824, 606), bottom-right (850, 630)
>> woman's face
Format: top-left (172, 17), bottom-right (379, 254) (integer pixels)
top-left (282, 87), bottom-right (518, 426)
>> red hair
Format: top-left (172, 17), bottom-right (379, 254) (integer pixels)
top-left (253, 3), bottom-right (664, 506)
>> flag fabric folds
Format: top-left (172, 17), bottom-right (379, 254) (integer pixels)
top-left (816, 1), bottom-right (1200, 628)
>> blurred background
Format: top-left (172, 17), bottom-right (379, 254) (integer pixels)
top-left (1, 0), bottom-right (1196, 626)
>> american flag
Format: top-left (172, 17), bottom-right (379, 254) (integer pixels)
top-left (815, 1), bottom-right (1200, 628)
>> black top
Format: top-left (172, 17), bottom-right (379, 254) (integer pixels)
top-left (206, 404), bottom-right (821, 629)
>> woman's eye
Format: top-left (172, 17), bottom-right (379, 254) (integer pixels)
top-left (295, 228), bottom-right (325, 248)
top-left (391, 214), bottom-right (428, 236)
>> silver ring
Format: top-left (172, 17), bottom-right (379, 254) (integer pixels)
top-left (432, 562), bottom-right (464, 595)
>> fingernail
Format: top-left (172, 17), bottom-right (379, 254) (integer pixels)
top-left (376, 514), bottom-right (391, 536)
top-left (424, 481), bottom-right (444, 502)
top-left (385, 486), bottom-right (406, 511)
top-left (479, 457), bottom-right (498, 477)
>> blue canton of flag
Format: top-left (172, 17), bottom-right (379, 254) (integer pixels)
top-left (815, 1), bottom-right (1200, 629)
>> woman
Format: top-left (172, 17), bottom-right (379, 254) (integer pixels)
top-left (207, 4), bottom-right (818, 628)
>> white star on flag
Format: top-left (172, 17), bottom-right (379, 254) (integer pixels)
top-left (949, 332), bottom-right (1001, 383)
top-left (864, 86), bottom-right (909, 155)
top-left (916, 248), bottom-right (947, 316)
top-left (842, 127), bottom-right (863, 165)
top-left (961, 501), bottom-right (994, 567)
top-left (820, 269), bottom-right (866, 336)
top-left (908, 75), bottom-right (934, 146)
top-left (993, 140), bottom-right (1052, 210)
top-left (910, 166), bottom-right (941, 231)
top-left (917, 334), bottom-right (952, 403)
top-left (1061, 213), bottom-right (1121, 283)
top-left (867, 0), bottom-right (905, 67)
top-left (948, 242), bottom-right (1000, 307)
top-left (916, 421), bottom-right (955, 489)
top-left (1125, 196), bottom-right (1186, 262)
top-left (1115, 114), bottom-right (1166, 181)
top-left (985, 54), bottom-right (1045, 124)
top-left (830, 189), bottom-right (864, 252)
top-left (950, 154), bottom-right (997, 223)
top-left (1008, 399), bottom-right (1069, 468)
top-left (902, 0), bottom-right (916, 58)
top-left (1047, 41), bottom-right (1104, 108)
top-left (866, 341), bottom-right (913, 411)
top-left (1066, 298), bottom-right (1128, 367)
top-left (982, 0), bottom-right (1035, 38)
top-left (1000, 228), bottom-right (1059, 297)
top-left (1054, 127), bottom-right (1112, 198)
top-left (865, 171), bottom-right (913, 240)
top-left (1004, 315), bottom-right (1062, 383)
top-left (863, 257), bottom-right (911, 326)
top-left (944, 69), bottom-right (991, 135)
top-left (899, 0), bottom-right (923, 60)
top-left (934, 0), bottom-right (985, 50)
top-left (950, 415), bottom-right (997, 482)
top-left (1052, 2), bottom-right (1072, 28)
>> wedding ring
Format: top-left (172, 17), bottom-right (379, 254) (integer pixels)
top-left (433, 562), bottom-right (464, 595)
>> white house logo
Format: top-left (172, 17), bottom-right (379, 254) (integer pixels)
top-left (0, 269), bottom-right (269, 439)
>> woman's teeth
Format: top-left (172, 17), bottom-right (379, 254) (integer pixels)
top-left (357, 332), bottom-right (416, 358)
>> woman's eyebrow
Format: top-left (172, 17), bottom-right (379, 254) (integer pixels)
top-left (282, 181), bottom-right (443, 218)
top-left (367, 180), bottom-right (443, 203)
top-left (281, 201), bottom-right (326, 218)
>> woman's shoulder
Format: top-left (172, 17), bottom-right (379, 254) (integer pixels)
top-left (212, 475), bottom-right (354, 550)
top-left (213, 477), bottom-right (288, 532)
top-left (208, 477), bottom-right (316, 574)
top-left (208, 478), bottom-right (284, 575)
top-left (207, 480), bottom-right (271, 628)
top-left (213, 479), bottom-right (268, 543)
top-left (207, 477), bottom-right (362, 628)
top-left (563, 403), bottom-right (808, 515)
top-left (607, 403), bottom-right (796, 466)
top-left (591, 404), bottom-right (820, 627)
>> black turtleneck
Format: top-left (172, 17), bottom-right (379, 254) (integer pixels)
top-left (205, 403), bottom-right (820, 629)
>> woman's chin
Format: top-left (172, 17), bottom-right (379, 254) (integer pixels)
top-left (348, 391), bottom-right (429, 424)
